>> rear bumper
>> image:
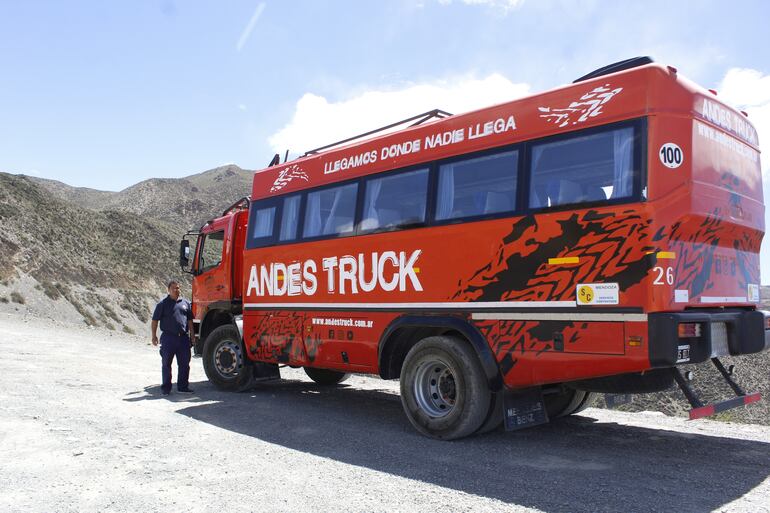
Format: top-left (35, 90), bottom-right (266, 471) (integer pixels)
top-left (648, 309), bottom-right (769, 368)
top-left (765, 311), bottom-right (770, 352)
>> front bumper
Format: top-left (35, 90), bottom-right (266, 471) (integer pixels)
top-left (648, 309), bottom-right (769, 368)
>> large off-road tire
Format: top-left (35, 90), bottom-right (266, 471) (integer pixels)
top-left (545, 388), bottom-right (594, 419)
top-left (304, 367), bottom-right (350, 385)
top-left (475, 391), bottom-right (504, 434)
top-left (202, 325), bottom-right (254, 391)
top-left (400, 336), bottom-right (491, 440)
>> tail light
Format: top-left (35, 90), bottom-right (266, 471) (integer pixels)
top-left (678, 323), bottom-right (702, 338)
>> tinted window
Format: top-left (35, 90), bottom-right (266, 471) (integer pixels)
top-left (436, 150), bottom-right (518, 221)
top-left (360, 168), bottom-right (429, 231)
top-left (245, 202), bottom-right (277, 249)
top-left (199, 230), bottom-right (224, 273)
top-left (251, 206), bottom-right (276, 238)
top-left (279, 195), bottom-right (301, 241)
top-left (303, 183), bottom-right (358, 238)
top-left (529, 126), bottom-right (636, 209)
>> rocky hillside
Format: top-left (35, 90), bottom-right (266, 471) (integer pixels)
top-left (25, 179), bottom-right (114, 211)
top-left (0, 173), bottom-right (185, 333)
top-left (0, 166), bottom-right (252, 334)
top-left (0, 173), bottom-right (186, 287)
top-left (28, 164), bottom-right (253, 229)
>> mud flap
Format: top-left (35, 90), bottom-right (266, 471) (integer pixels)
top-left (604, 393), bottom-right (633, 409)
top-left (236, 362), bottom-right (281, 391)
top-left (503, 387), bottom-right (549, 431)
top-left (252, 362), bottom-right (281, 381)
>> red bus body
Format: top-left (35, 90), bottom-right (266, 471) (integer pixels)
top-left (188, 61), bottom-right (769, 437)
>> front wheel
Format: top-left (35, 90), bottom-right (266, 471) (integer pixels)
top-left (304, 367), bottom-right (350, 385)
top-left (400, 336), bottom-right (491, 440)
top-left (202, 325), bottom-right (254, 391)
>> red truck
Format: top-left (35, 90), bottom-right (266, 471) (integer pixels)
top-left (180, 57), bottom-right (769, 439)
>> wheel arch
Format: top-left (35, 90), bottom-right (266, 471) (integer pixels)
top-left (200, 308), bottom-right (236, 346)
top-left (378, 315), bottom-right (503, 391)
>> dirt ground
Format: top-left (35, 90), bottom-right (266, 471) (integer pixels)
top-left (1, 312), bottom-right (769, 513)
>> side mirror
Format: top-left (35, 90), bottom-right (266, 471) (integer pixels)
top-left (179, 239), bottom-right (190, 270)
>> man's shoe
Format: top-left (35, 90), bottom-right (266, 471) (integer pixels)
top-left (162, 390), bottom-right (171, 396)
top-left (177, 388), bottom-right (194, 394)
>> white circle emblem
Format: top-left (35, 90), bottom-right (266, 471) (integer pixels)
top-left (659, 143), bottom-right (684, 169)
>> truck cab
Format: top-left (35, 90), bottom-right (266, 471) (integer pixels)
top-left (180, 197), bottom-right (249, 355)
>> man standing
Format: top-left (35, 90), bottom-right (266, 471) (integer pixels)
top-left (151, 280), bottom-right (195, 395)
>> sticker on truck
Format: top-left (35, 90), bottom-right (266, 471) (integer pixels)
top-left (576, 283), bottom-right (619, 305)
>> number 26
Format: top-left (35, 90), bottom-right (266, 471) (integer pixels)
top-left (653, 266), bottom-right (674, 285)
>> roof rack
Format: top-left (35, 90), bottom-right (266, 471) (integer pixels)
top-left (573, 56), bottom-right (654, 83)
top-left (302, 108), bottom-right (452, 157)
top-left (221, 196), bottom-right (250, 217)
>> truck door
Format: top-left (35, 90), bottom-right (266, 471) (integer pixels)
top-left (193, 218), bottom-right (232, 314)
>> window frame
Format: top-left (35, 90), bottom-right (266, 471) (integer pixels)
top-left (245, 197), bottom-right (281, 250)
top-left (278, 193), bottom-right (303, 243)
top-left (300, 181), bottom-right (360, 242)
top-left (522, 118), bottom-right (647, 214)
top-left (197, 229), bottom-right (226, 274)
top-left (357, 165), bottom-right (432, 236)
top-left (243, 117), bottom-right (647, 250)
top-left (430, 146), bottom-right (523, 227)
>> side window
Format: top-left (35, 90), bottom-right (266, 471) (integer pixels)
top-left (279, 195), bottom-right (301, 242)
top-left (303, 183), bottom-right (358, 238)
top-left (529, 126), bottom-right (636, 209)
top-left (436, 150), bottom-right (518, 221)
top-left (198, 230), bottom-right (224, 273)
top-left (360, 168), bottom-right (429, 231)
top-left (246, 203), bottom-right (277, 249)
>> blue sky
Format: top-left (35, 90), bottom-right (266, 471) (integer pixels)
top-left (1, 0), bottom-right (767, 189)
top-left (3, 0), bottom-right (770, 278)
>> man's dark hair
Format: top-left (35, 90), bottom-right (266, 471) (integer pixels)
top-left (167, 280), bottom-right (179, 289)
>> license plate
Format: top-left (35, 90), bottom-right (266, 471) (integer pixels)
top-left (677, 344), bottom-right (691, 363)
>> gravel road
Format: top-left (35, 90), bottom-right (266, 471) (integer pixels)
top-left (1, 312), bottom-right (769, 513)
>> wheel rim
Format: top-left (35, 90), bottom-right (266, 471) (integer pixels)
top-left (213, 339), bottom-right (242, 379)
top-left (413, 359), bottom-right (457, 418)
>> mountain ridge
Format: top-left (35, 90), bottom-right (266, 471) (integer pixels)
top-left (25, 164), bottom-right (253, 229)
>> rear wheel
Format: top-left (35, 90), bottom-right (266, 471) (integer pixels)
top-left (476, 391), bottom-right (504, 434)
top-left (400, 336), bottom-right (491, 440)
top-left (304, 367), bottom-right (350, 385)
top-left (545, 388), bottom-right (594, 418)
top-left (202, 325), bottom-right (254, 391)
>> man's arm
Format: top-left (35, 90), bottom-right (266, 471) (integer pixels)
top-left (186, 300), bottom-right (195, 346)
top-left (151, 300), bottom-right (164, 346)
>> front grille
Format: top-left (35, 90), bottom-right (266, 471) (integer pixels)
top-left (710, 322), bottom-right (729, 357)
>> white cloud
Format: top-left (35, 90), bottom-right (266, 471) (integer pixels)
top-left (719, 68), bottom-right (770, 108)
top-left (238, 104), bottom-right (247, 111)
top-left (717, 68), bottom-right (770, 283)
top-left (436, 0), bottom-right (524, 12)
top-left (268, 74), bottom-right (530, 155)
top-left (719, 68), bottom-right (770, 177)
top-left (236, 2), bottom-right (266, 52)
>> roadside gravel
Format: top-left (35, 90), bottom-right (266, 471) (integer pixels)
top-left (0, 313), bottom-right (769, 513)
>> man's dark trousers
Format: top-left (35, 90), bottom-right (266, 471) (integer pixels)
top-left (160, 333), bottom-right (191, 393)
